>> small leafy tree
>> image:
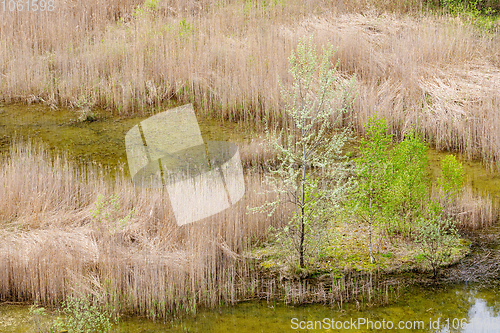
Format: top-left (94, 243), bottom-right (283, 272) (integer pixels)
top-left (416, 210), bottom-right (458, 278)
top-left (438, 154), bottom-right (464, 204)
top-left (415, 155), bottom-right (463, 278)
top-left (350, 117), bottom-right (392, 263)
top-left (384, 131), bottom-right (429, 238)
top-left (253, 38), bottom-right (356, 269)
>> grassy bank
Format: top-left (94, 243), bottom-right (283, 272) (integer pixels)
top-left (1, 0), bottom-right (500, 169)
top-left (249, 166), bottom-right (497, 279)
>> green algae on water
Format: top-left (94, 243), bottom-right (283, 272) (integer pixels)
top-left (0, 104), bottom-right (256, 173)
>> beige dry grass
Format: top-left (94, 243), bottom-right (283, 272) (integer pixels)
top-left (1, 0), bottom-right (500, 316)
top-left (0, 142), bottom-right (286, 317)
top-left (432, 185), bottom-right (498, 230)
top-left (1, 0), bottom-right (499, 168)
top-left (0, 143), bottom-right (496, 317)
top-left (0, 142), bottom-right (399, 317)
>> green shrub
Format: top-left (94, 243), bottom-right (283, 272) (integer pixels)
top-left (441, 0), bottom-right (499, 14)
top-left (91, 194), bottom-right (135, 234)
top-left (415, 212), bottom-right (458, 277)
top-left (53, 296), bottom-right (113, 333)
top-left (438, 154), bottom-right (464, 200)
top-left (383, 130), bottom-right (429, 239)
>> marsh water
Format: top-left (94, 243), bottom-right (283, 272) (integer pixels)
top-left (0, 104), bottom-right (499, 332)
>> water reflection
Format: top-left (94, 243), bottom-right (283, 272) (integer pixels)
top-left (460, 289), bottom-right (500, 333)
top-left (2, 283), bottom-right (500, 332)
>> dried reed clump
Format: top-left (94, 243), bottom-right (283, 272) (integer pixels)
top-left (431, 185), bottom-right (499, 230)
top-left (237, 138), bottom-right (278, 170)
top-left (1, 1), bottom-right (499, 169)
top-left (0, 142), bottom-right (287, 318)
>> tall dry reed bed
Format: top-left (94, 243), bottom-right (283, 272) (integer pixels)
top-left (433, 185), bottom-right (498, 230)
top-left (0, 142), bottom-right (403, 318)
top-left (0, 141), bottom-right (495, 319)
top-left (1, 1), bottom-right (499, 168)
top-left (0, 142), bottom-right (288, 318)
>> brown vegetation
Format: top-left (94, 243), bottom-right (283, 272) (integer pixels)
top-left (1, 0), bottom-right (500, 319)
top-left (434, 185), bottom-right (498, 230)
top-left (1, 0), bottom-right (499, 168)
top-left (0, 141), bottom-right (405, 318)
top-left (0, 142), bottom-right (286, 317)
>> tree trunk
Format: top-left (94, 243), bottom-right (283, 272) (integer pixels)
top-left (369, 216), bottom-right (374, 264)
top-left (369, 179), bottom-right (374, 264)
top-left (299, 140), bottom-right (307, 268)
top-left (299, 210), bottom-right (305, 268)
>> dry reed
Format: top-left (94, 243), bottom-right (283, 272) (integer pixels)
top-left (1, 0), bottom-right (499, 169)
top-left (0, 143), bottom-right (495, 317)
top-left (1, 0), bottom-right (500, 315)
top-left (0, 141), bottom-right (401, 318)
top-left (0, 142), bottom-right (286, 318)
top-left (431, 185), bottom-right (499, 230)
